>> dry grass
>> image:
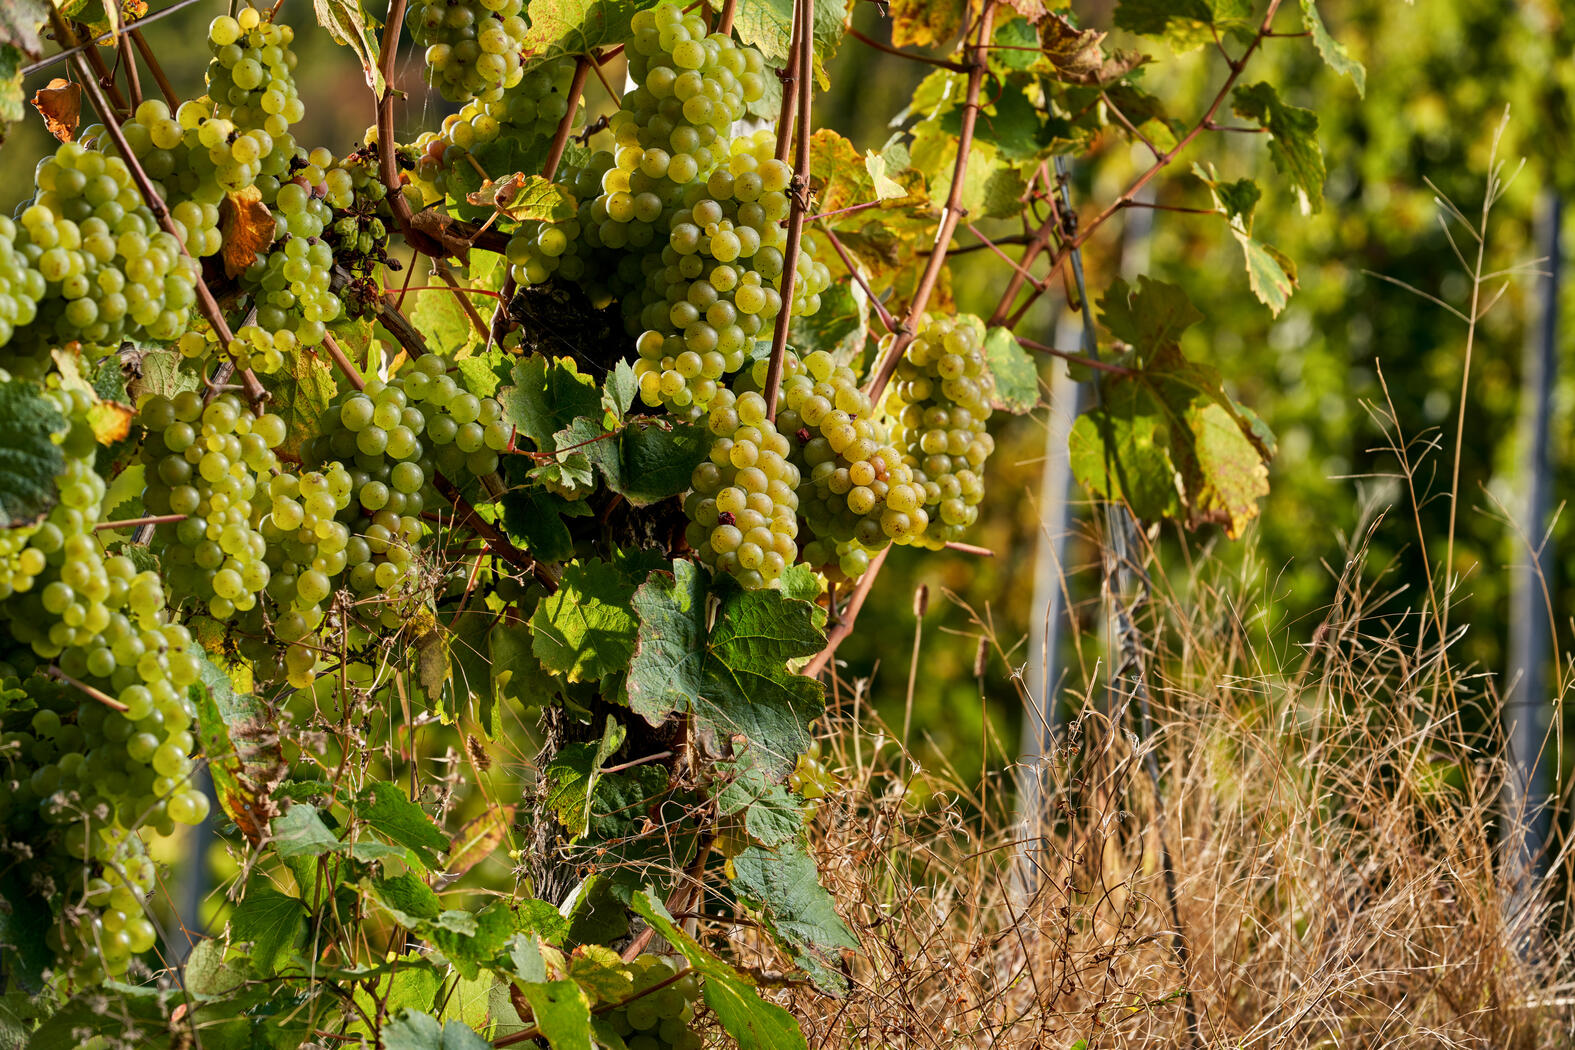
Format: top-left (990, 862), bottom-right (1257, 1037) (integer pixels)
top-left (761, 515), bottom-right (1575, 1050)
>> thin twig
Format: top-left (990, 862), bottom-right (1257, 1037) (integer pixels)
top-left (95, 513), bottom-right (187, 532)
top-left (763, 0), bottom-right (814, 416)
top-left (48, 666), bottom-right (129, 712)
top-left (22, 0), bottom-right (206, 78)
top-left (1017, 336), bottom-right (1137, 376)
top-left (818, 223), bottom-right (897, 333)
top-left (129, 29), bottom-right (179, 107)
top-left (804, 546), bottom-right (889, 677)
top-left (865, 2), bottom-right (998, 404)
top-left (848, 26), bottom-right (970, 72)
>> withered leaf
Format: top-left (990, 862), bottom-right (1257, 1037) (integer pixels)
top-left (31, 78), bottom-right (80, 142)
top-left (1041, 14), bottom-right (1146, 86)
top-left (219, 186), bottom-right (276, 278)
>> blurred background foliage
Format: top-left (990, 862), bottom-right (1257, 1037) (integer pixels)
top-left (6, 0), bottom-right (1573, 797)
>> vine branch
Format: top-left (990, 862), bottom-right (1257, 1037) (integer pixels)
top-left (763, 0), bottom-right (814, 415)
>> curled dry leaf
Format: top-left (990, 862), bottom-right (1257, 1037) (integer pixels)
top-left (220, 186), bottom-right (277, 278)
top-left (31, 78), bottom-right (80, 142)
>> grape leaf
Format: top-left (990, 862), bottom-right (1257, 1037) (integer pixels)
top-left (193, 654), bottom-right (286, 848)
top-left (630, 891), bottom-right (809, 1050)
top-left (983, 326), bottom-right (1038, 414)
top-left (514, 980), bottom-right (595, 1050)
top-left (0, 872), bottom-right (49, 994)
top-left (890, 0), bottom-right (966, 49)
top-left (26, 984), bottom-right (182, 1049)
top-left (500, 355), bottom-right (602, 453)
top-left (0, 376), bottom-right (65, 529)
top-left (270, 804), bottom-right (343, 858)
top-left (1068, 278), bottom-right (1273, 537)
top-left (714, 753), bottom-right (802, 848)
top-left (1234, 232), bottom-right (1297, 316)
top-left (50, 347), bottom-right (133, 445)
top-left (731, 0), bottom-right (853, 86)
top-left (383, 1010), bottom-right (491, 1050)
top-left (544, 716), bottom-right (626, 838)
top-left (358, 781), bottom-right (450, 870)
top-left (408, 286), bottom-right (480, 357)
top-left (30, 78), bottom-right (80, 142)
top-left (627, 561), bottom-right (825, 775)
top-left (790, 277), bottom-right (868, 367)
top-left (531, 559), bottom-right (642, 684)
top-left (522, 0), bottom-right (656, 64)
top-left (731, 839), bottom-right (857, 993)
top-left (257, 347), bottom-right (337, 459)
top-left (615, 418), bottom-right (708, 505)
top-left (1231, 81), bottom-right (1325, 214)
top-left (1112, 0), bottom-right (1254, 52)
top-left (313, 0), bottom-right (384, 95)
top-left (229, 887), bottom-right (308, 976)
top-left (1299, 0), bottom-right (1365, 97)
top-left (220, 186), bottom-right (277, 278)
top-left (447, 803), bottom-right (516, 879)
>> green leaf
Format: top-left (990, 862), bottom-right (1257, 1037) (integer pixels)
top-left (983, 326), bottom-right (1038, 414)
top-left (1234, 231), bottom-right (1298, 316)
top-left (531, 559), bottom-right (642, 684)
top-left (313, 0), bottom-right (384, 94)
top-left (229, 887), bottom-right (308, 976)
top-left (500, 355), bottom-right (602, 453)
top-left (515, 980), bottom-right (595, 1050)
top-left (370, 872), bottom-right (444, 927)
top-left (1231, 81), bottom-right (1326, 214)
top-left (544, 716), bottom-right (626, 838)
top-left (183, 938), bottom-right (246, 999)
top-left (382, 1009), bottom-right (492, 1050)
top-left (270, 804), bottom-right (343, 858)
top-left (1192, 162), bottom-right (1261, 226)
top-left (407, 287), bottom-right (481, 357)
top-left (493, 175), bottom-right (580, 222)
top-left (257, 346), bottom-right (338, 459)
top-left (731, 0), bottom-right (851, 85)
top-left (0, 46), bottom-right (26, 143)
top-left (522, 0), bottom-right (658, 65)
top-left (1299, 0), bottom-right (1364, 97)
top-left (790, 277), bottom-right (868, 368)
top-left (630, 891), bottom-right (809, 1050)
top-left (0, 377), bottom-right (65, 529)
top-left (1069, 278), bottom-right (1273, 537)
top-left (501, 484), bottom-right (577, 563)
top-left (433, 900), bottom-right (519, 980)
top-left (615, 419), bottom-right (709, 505)
top-left (731, 839), bottom-right (857, 993)
top-left (1113, 0), bottom-right (1254, 52)
top-left (130, 347), bottom-right (201, 402)
top-left (359, 781), bottom-right (451, 869)
top-left (715, 753), bottom-right (802, 849)
top-left (627, 561), bottom-right (825, 776)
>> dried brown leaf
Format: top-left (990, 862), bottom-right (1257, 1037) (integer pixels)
top-left (30, 77), bottom-right (80, 142)
top-left (219, 186), bottom-right (276, 278)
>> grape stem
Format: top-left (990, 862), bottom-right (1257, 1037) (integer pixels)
top-left (542, 57), bottom-right (593, 184)
top-left (863, 1), bottom-right (997, 405)
top-left (762, 0), bottom-right (815, 416)
top-left (817, 221), bottom-right (898, 333)
top-left (1016, 336), bottom-right (1138, 377)
top-left (375, 0), bottom-right (445, 258)
top-left (46, 666), bottom-right (130, 713)
top-left (803, 546), bottom-right (890, 677)
top-left (94, 513), bottom-right (187, 532)
top-left (46, 7), bottom-right (269, 409)
top-left (129, 29), bottom-right (180, 108)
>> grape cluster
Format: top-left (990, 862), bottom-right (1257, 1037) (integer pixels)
top-left (0, 215), bottom-right (46, 354)
top-left (746, 351), bottom-right (926, 575)
top-left (320, 151), bottom-right (394, 315)
top-left (683, 390), bottom-right (799, 589)
top-left (411, 57), bottom-right (580, 206)
top-left (240, 176), bottom-right (343, 348)
top-left (600, 955), bottom-right (704, 1050)
top-left (0, 379), bottom-right (205, 985)
top-left (138, 391), bottom-right (293, 619)
top-left (888, 314), bottom-right (995, 550)
top-left (409, 0), bottom-right (528, 103)
top-left (0, 142), bottom-right (200, 371)
top-left (205, 8), bottom-right (305, 137)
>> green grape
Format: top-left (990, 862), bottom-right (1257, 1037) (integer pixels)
top-left (0, 141), bottom-right (200, 371)
top-left (598, 954), bottom-right (705, 1050)
top-left (683, 389), bottom-right (799, 589)
top-left (0, 377), bottom-right (203, 988)
top-left (408, 0), bottom-right (528, 104)
top-left (205, 6), bottom-right (304, 138)
top-left (887, 314), bottom-right (996, 550)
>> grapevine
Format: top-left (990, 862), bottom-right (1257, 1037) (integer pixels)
top-left (0, 0), bottom-right (1343, 1042)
